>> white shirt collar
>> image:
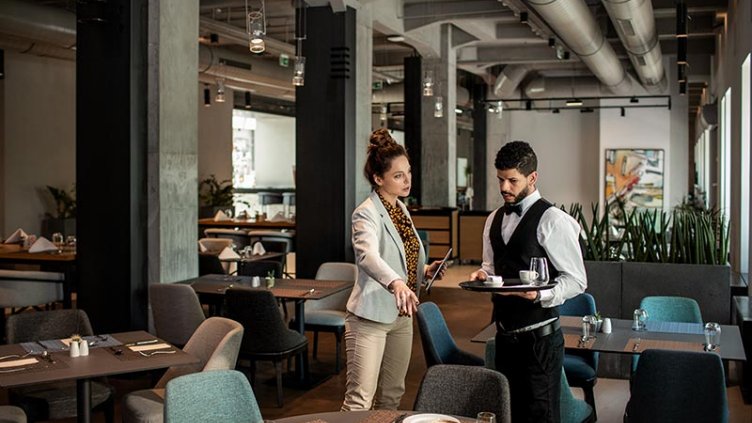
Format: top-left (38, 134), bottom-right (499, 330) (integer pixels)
top-left (514, 189), bottom-right (541, 215)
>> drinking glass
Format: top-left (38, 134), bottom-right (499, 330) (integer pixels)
top-left (582, 315), bottom-right (597, 340)
top-left (65, 235), bottom-right (77, 253)
top-left (476, 412), bottom-right (496, 423)
top-left (51, 232), bottom-right (64, 252)
top-left (704, 322), bottom-right (721, 351)
top-left (632, 308), bottom-right (648, 331)
top-left (529, 257), bottom-right (549, 285)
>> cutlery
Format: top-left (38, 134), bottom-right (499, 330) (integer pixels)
top-left (0, 352), bottom-right (33, 361)
top-left (632, 338), bottom-right (641, 352)
top-left (125, 339), bottom-right (160, 347)
top-left (0, 367), bottom-right (27, 373)
top-left (138, 350), bottom-right (176, 357)
top-left (303, 288), bottom-right (315, 296)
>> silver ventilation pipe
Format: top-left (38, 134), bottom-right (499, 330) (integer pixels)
top-left (493, 65), bottom-right (532, 98)
top-left (198, 44), bottom-right (294, 95)
top-left (0, 0), bottom-right (75, 48)
top-left (526, 0), bottom-right (632, 95)
top-left (0, 36), bottom-right (75, 61)
top-left (524, 76), bottom-right (649, 98)
top-left (602, 0), bottom-right (667, 93)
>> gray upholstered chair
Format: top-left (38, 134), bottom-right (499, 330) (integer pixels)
top-left (247, 230), bottom-right (295, 253)
top-left (413, 364), bottom-right (511, 422)
top-left (122, 317), bottom-right (244, 423)
top-left (0, 406), bottom-right (27, 423)
top-left (625, 349), bottom-right (727, 423)
top-left (204, 228), bottom-right (252, 249)
top-left (303, 262), bottom-right (356, 373)
top-left (5, 309), bottom-right (114, 423)
top-left (149, 283), bottom-right (206, 347)
top-left (416, 302), bottom-right (484, 367)
top-left (164, 370), bottom-right (262, 423)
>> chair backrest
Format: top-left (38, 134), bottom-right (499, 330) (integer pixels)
top-left (639, 296), bottom-right (703, 323)
top-left (164, 370), bottom-right (262, 423)
top-left (0, 270), bottom-right (64, 309)
top-left (204, 229), bottom-right (252, 249)
top-left (198, 253), bottom-right (227, 276)
top-left (625, 349), bottom-right (727, 423)
top-left (237, 260), bottom-right (283, 278)
top-left (156, 317), bottom-right (244, 388)
top-left (559, 368), bottom-right (594, 423)
top-left (247, 230), bottom-right (295, 252)
top-left (6, 309), bottom-right (93, 343)
top-left (306, 262), bottom-right (357, 312)
top-left (559, 293), bottom-right (599, 370)
top-left (414, 364), bottom-right (511, 422)
top-left (198, 238), bottom-right (233, 254)
top-left (416, 302), bottom-right (460, 367)
top-left (253, 240), bottom-right (289, 254)
top-left (149, 283), bottom-right (206, 347)
top-left (225, 288), bottom-right (306, 354)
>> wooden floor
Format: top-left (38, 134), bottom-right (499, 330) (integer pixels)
top-left (2, 263), bottom-right (750, 422)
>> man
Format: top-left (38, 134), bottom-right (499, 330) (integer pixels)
top-left (470, 141), bottom-right (586, 423)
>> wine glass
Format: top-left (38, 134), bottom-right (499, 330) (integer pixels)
top-left (65, 235), bottom-right (77, 253)
top-left (704, 322), bottom-right (721, 351)
top-left (51, 232), bottom-right (64, 253)
top-left (529, 257), bottom-right (549, 286)
top-left (632, 308), bottom-right (648, 331)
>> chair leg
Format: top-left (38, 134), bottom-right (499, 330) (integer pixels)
top-left (312, 331), bottom-right (319, 359)
top-left (335, 332), bottom-right (342, 373)
top-left (275, 361), bottom-right (284, 407)
top-left (302, 347), bottom-right (310, 379)
top-left (583, 384), bottom-right (597, 421)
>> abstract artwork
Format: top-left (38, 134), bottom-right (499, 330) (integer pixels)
top-left (605, 149), bottom-right (664, 214)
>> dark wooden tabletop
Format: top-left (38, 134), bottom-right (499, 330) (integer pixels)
top-left (187, 275), bottom-right (353, 300)
top-left (0, 244), bottom-right (75, 263)
top-left (198, 218), bottom-right (295, 230)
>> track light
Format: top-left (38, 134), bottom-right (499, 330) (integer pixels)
top-left (203, 85), bottom-right (211, 107)
top-left (566, 99), bottom-right (583, 107)
top-left (525, 100), bottom-right (532, 110)
top-left (630, 96), bottom-right (639, 103)
top-left (209, 33), bottom-right (219, 43)
top-left (679, 81), bottom-right (687, 95)
top-left (548, 38), bottom-right (555, 48)
top-left (677, 64), bottom-right (687, 83)
top-left (556, 45), bottom-right (566, 60)
top-left (497, 101), bottom-right (503, 120)
top-left (552, 108), bottom-right (560, 114)
top-left (244, 91), bottom-right (252, 109)
top-left (215, 79), bottom-right (226, 103)
top-left (380, 104), bottom-right (388, 122)
top-left (423, 69), bottom-right (434, 96)
top-left (620, 107), bottom-right (626, 117)
top-left (580, 107), bottom-right (594, 113)
top-left (434, 96), bottom-right (443, 118)
top-left (519, 12), bottom-right (528, 24)
top-left (292, 56), bottom-right (305, 86)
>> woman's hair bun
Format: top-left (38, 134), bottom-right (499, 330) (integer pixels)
top-left (368, 128), bottom-right (396, 153)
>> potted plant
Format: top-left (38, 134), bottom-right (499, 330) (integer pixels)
top-left (198, 175), bottom-right (235, 218)
top-left (42, 185), bottom-right (76, 238)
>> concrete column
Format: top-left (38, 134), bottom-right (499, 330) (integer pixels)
top-left (355, 3), bottom-right (373, 203)
top-left (421, 24), bottom-right (457, 207)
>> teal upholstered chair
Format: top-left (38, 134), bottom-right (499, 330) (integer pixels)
top-left (164, 370), bottom-right (263, 423)
top-left (416, 302), bottom-right (484, 367)
top-left (559, 293), bottom-right (599, 419)
top-left (632, 296), bottom-right (703, 372)
top-left (625, 349), bottom-right (727, 423)
top-left (485, 338), bottom-right (593, 423)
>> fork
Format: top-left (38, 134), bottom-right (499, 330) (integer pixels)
top-left (138, 350), bottom-right (176, 357)
top-left (0, 352), bottom-right (33, 361)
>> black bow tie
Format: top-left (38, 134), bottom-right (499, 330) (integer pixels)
top-left (503, 203), bottom-right (522, 216)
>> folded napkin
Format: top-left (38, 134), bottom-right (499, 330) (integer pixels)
top-left (268, 211), bottom-right (288, 222)
top-left (129, 343), bottom-right (172, 352)
top-left (28, 237), bottom-right (58, 253)
top-left (0, 357), bottom-right (38, 369)
top-left (4, 228), bottom-right (27, 244)
top-left (198, 238), bottom-right (233, 254)
top-left (198, 241), bottom-right (207, 253)
top-left (251, 242), bottom-right (266, 256)
top-left (213, 210), bottom-right (231, 221)
top-left (218, 246), bottom-right (240, 260)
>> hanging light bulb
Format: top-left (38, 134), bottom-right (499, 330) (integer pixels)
top-left (246, 0), bottom-right (266, 54)
top-left (292, 56), bottom-right (306, 86)
top-left (497, 101), bottom-right (504, 120)
top-left (203, 84), bottom-right (211, 107)
top-left (244, 91), bottom-right (252, 109)
top-left (215, 79), bottom-right (226, 103)
top-left (434, 96), bottom-right (443, 118)
top-left (423, 69), bottom-right (434, 96)
top-left (379, 104), bottom-right (388, 122)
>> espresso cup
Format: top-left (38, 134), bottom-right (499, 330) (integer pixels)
top-left (519, 270), bottom-right (539, 283)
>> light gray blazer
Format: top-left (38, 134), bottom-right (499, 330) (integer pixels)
top-left (347, 191), bottom-right (427, 324)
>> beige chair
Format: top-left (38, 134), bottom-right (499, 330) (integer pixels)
top-left (149, 283), bottom-right (206, 347)
top-left (0, 406), bottom-right (26, 423)
top-left (122, 317), bottom-right (244, 423)
top-left (303, 262), bottom-right (356, 373)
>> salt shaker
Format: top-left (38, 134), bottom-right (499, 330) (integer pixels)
top-left (79, 339), bottom-right (89, 356)
top-left (601, 318), bottom-right (612, 334)
top-left (70, 340), bottom-right (80, 358)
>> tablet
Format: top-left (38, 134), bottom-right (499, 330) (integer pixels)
top-left (424, 248), bottom-right (452, 293)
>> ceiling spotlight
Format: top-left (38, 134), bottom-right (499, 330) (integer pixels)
top-left (630, 96), bottom-right (639, 103)
top-left (620, 107), bottom-right (625, 117)
top-left (380, 104), bottom-right (388, 122)
top-left (215, 79), bottom-right (226, 102)
top-left (519, 12), bottom-right (528, 24)
top-left (566, 99), bottom-right (583, 106)
top-left (556, 45), bottom-right (566, 60)
top-left (387, 35), bottom-right (405, 42)
top-left (244, 91), bottom-right (252, 109)
top-left (677, 64), bottom-right (687, 83)
top-left (563, 51), bottom-right (570, 60)
top-left (497, 101), bottom-right (503, 120)
top-left (209, 33), bottom-right (219, 44)
top-left (423, 69), bottom-right (434, 97)
top-left (203, 85), bottom-right (211, 107)
top-left (525, 100), bottom-right (532, 110)
top-left (580, 107), bottom-right (594, 113)
top-left (548, 38), bottom-right (555, 48)
top-left (434, 96), bottom-right (443, 118)
top-left (292, 56), bottom-right (306, 86)
top-left (552, 108), bottom-right (560, 114)
top-left (679, 81), bottom-right (687, 95)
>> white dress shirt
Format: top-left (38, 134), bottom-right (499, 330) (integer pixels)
top-left (477, 189), bottom-right (587, 307)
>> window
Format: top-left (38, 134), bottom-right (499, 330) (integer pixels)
top-left (720, 88), bottom-right (732, 217)
top-left (741, 54), bottom-right (751, 272)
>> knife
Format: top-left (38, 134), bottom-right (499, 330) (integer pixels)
top-left (125, 339), bottom-right (160, 347)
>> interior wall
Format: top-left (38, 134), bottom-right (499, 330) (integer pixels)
top-left (2, 52), bottom-right (75, 236)
top-left (197, 83), bottom-right (233, 183)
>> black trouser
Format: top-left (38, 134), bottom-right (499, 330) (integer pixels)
top-left (495, 327), bottom-right (564, 423)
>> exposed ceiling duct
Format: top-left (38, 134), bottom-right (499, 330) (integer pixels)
top-left (493, 64), bottom-right (531, 98)
top-left (0, 34), bottom-right (75, 61)
top-left (526, 0), bottom-right (633, 95)
top-left (524, 76), bottom-right (648, 98)
top-left (602, 0), bottom-right (667, 93)
top-left (371, 83), bottom-right (471, 106)
top-left (0, 0), bottom-right (75, 49)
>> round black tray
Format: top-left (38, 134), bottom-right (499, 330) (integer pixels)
top-left (459, 279), bottom-right (558, 292)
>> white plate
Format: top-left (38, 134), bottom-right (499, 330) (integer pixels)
top-left (403, 414), bottom-right (460, 423)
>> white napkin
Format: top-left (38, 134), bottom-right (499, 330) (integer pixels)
top-left (269, 211), bottom-right (288, 222)
top-left (28, 237), bottom-right (58, 253)
top-left (213, 210), bottom-right (231, 221)
top-left (198, 238), bottom-right (232, 254)
top-left (198, 241), bottom-right (207, 253)
top-left (0, 357), bottom-right (38, 369)
top-left (4, 228), bottom-right (27, 244)
top-left (218, 246), bottom-right (240, 275)
top-left (251, 242), bottom-right (266, 256)
top-left (128, 343), bottom-right (172, 352)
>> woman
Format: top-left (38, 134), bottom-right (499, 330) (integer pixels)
top-left (342, 128), bottom-right (445, 411)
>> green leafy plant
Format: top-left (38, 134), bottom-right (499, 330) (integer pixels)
top-left (199, 175), bottom-right (234, 207)
top-left (46, 185), bottom-right (76, 219)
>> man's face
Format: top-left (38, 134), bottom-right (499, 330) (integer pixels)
top-left (497, 167), bottom-right (537, 204)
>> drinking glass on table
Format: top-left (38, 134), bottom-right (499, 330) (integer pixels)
top-left (529, 257), bottom-right (549, 286)
top-left (704, 322), bottom-right (721, 351)
top-left (65, 235), bottom-right (77, 253)
top-left (582, 315), bottom-right (597, 341)
top-left (632, 308), bottom-right (648, 331)
top-left (51, 232), bottom-right (64, 253)
top-left (476, 412), bottom-right (496, 423)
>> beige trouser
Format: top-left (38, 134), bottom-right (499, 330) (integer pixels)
top-left (341, 312), bottom-right (413, 411)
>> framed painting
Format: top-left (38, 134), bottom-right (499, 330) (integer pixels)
top-left (605, 149), bottom-right (664, 214)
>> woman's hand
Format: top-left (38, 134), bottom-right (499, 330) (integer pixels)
top-left (425, 260), bottom-right (447, 280)
top-left (389, 279), bottom-right (419, 317)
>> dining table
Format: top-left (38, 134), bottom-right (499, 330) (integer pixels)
top-left (0, 243), bottom-right (76, 308)
top-left (198, 217), bottom-right (296, 231)
top-left (0, 331), bottom-right (197, 423)
top-left (274, 409), bottom-right (475, 423)
top-left (471, 316), bottom-right (747, 361)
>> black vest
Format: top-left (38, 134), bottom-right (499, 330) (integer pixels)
top-left (490, 198), bottom-right (560, 331)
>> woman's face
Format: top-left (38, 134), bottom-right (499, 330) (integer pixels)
top-left (374, 155), bottom-right (411, 200)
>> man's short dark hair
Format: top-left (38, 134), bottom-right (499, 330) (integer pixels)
top-left (494, 141), bottom-right (537, 176)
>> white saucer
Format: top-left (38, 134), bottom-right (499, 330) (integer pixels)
top-left (403, 414), bottom-right (460, 423)
top-left (482, 281), bottom-right (504, 287)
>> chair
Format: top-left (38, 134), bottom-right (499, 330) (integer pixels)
top-left (416, 302), bottom-right (484, 367)
top-left (164, 370), bottom-right (263, 423)
top-left (198, 252), bottom-right (227, 276)
top-left (413, 364), bottom-right (511, 422)
top-left (0, 406), bottom-right (26, 423)
top-left (559, 293), bottom-right (598, 419)
top-left (632, 296), bottom-right (703, 372)
top-left (225, 287), bottom-right (309, 407)
top-left (247, 230), bottom-right (295, 253)
top-left (417, 229), bottom-right (430, 256)
top-left (624, 349), bottom-right (727, 423)
top-left (204, 228), bottom-right (252, 249)
top-left (0, 270), bottom-right (64, 339)
top-left (5, 310), bottom-right (114, 423)
top-left (485, 339), bottom-right (593, 423)
top-left (237, 260), bottom-right (283, 279)
top-left (251, 240), bottom-right (289, 276)
top-left (149, 283), bottom-right (206, 347)
top-left (303, 262), bottom-right (356, 373)
top-left (122, 317), bottom-right (244, 423)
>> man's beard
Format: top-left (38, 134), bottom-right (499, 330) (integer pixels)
top-left (501, 185), bottom-right (530, 204)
